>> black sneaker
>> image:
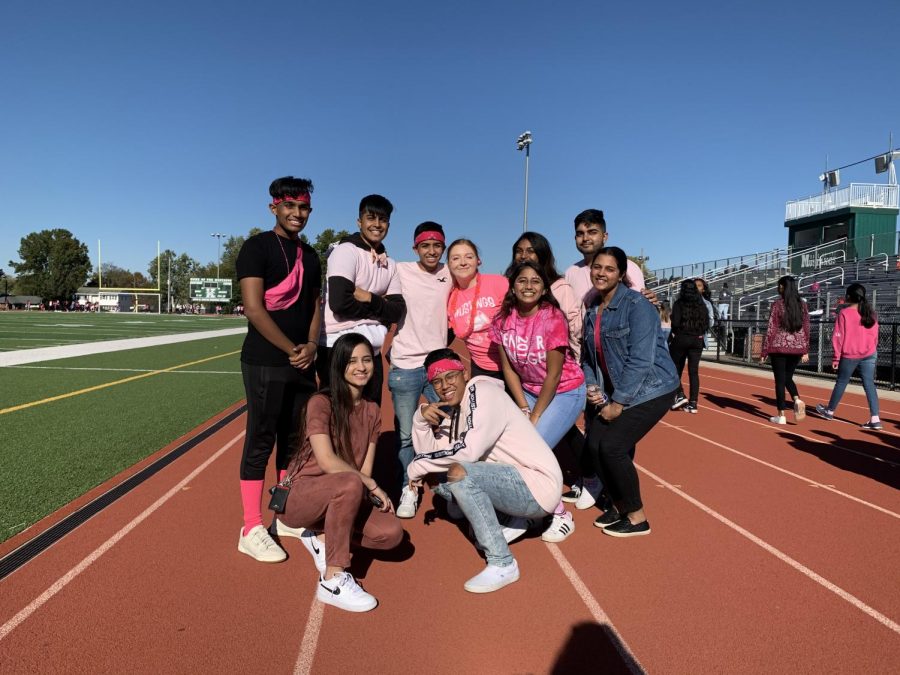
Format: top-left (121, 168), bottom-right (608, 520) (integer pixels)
top-left (685, 402), bottom-right (698, 414)
top-left (860, 421), bottom-right (883, 431)
top-left (593, 508), bottom-right (621, 529)
top-left (602, 517), bottom-right (651, 538)
top-left (671, 394), bottom-right (688, 410)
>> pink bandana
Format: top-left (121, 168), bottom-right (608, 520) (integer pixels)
top-left (427, 358), bottom-right (465, 382)
top-left (414, 230), bottom-right (445, 246)
top-left (272, 193), bottom-right (311, 205)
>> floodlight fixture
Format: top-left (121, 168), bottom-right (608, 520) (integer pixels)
top-left (516, 131), bottom-right (533, 231)
top-left (516, 131), bottom-right (533, 151)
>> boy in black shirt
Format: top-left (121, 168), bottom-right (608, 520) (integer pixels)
top-left (235, 176), bottom-right (322, 562)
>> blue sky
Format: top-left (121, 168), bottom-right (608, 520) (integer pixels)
top-left (2, 0), bottom-right (898, 280)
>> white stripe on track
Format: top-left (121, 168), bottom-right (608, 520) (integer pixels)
top-left (690, 388), bottom-right (900, 468)
top-left (8, 365), bottom-right (240, 374)
top-left (636, 462), bottom-right (900, 635)
top-left (545, 543), bottom-right (645, 674)
top-left (0, 431), bottom-right (245, 642)
top-left (293, 596), bottom-right (324, 675)
top-left (660, 420), bottom-right (900, 519)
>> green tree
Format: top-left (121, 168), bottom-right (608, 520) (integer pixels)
top-left (310, 228), bottom-right (351, 284)
top-left (9, 229), bottom-right (92, 302)
top-left (148, 250), bottom-right (200, 310)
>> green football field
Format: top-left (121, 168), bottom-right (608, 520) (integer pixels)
top-left (0, 311), bottom-right (246, 351)
top-left (0, 318), bottom-right (248, 543)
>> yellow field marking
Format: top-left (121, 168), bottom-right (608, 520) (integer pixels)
top-left (0, 350), bottom-right (241, 415)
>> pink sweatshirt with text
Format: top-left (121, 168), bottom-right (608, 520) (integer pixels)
top-left (409, 376), bottom-right (563, 513)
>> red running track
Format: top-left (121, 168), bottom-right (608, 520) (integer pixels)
top-left (1, 362), bottom-right (899, 673)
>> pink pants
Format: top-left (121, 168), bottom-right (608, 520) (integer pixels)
top-left (281, 472), bottom-right (403, 569)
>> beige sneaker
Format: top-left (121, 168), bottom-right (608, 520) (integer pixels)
top-left (793, 399), bottom-right (806, 422)
top-left (238, 525), bottom-right (286, 563)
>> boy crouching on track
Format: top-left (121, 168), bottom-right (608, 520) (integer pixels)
top-left (409, 348), bottom-right (563, 593)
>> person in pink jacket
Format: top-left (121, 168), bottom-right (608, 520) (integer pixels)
top-left (408, 348), bottom-right (563, 594)
top-left (815, 283), bottom-right (881, 430)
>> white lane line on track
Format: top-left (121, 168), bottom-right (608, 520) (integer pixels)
top-left (545, 544), bottom-right (645, 674)
top-left (293, 596), bottom-right (324, 675)
top-left (636, 462), bottom-right (900, 636)
top-left (0, 431), bottom-right (245, 642)
top-left (660, 420), bottom-right (900, 519)
top-left (691, 387), bottom-right (900, 467)
top-left (7, 365), bottom-right (240, 374)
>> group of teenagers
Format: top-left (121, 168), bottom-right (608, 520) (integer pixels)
top-left (232, 175), bottom-right (882, 613)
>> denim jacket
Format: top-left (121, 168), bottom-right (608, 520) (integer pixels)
top-left (581, 285), bottom-right (679, 408)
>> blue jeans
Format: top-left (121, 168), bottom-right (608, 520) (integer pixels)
top-left (828, 354), bottom-right (879, 416)
top-left (523, 383), bottom-right (586, 449)
top-left (433, 462), bottom-right (547, 567)
top-left (388, 365), bottom-right (438, 488)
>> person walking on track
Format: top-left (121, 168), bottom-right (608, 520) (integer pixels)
top-left (761, 275), bottom-right (810, 425)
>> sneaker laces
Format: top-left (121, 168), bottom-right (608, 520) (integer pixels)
top-left (251, 528), bottom-right (278, 551)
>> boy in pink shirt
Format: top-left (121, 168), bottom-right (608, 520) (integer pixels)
top-left (317, 194), bottom-right (405, 403)
top-left (410, 348), bottom-right (563, 594)
top-left (388, 222), bottom-right (452, 518)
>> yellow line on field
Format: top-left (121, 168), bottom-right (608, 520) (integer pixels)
top-left (0, 350), bottom-right (241, 415)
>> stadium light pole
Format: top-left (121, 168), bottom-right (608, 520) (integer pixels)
top-left (210, 233), bottom-right (226, 279)
top-left (516, 131), bottom-right (533, 232)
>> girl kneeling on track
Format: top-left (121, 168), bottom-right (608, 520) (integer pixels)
top-left (815, 283), bottom-right (882, 430)
top-left (581, 247), bottom-right (679, 537)
top-left (490, 260), bottom-right (586, 543)
top-left (271, 333), bottom-right (402, 613)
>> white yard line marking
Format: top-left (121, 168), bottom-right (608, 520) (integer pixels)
top-left (293, 596), bottom-right (325, 675)
top-left (659, 420), bottom-right (900, 519)
top-left (0, 431), bottom-right (244, 642)
top-left (636, 462), bottom-right (900, 635)
top-left (8, 365), bottom-right (240, 375)
top-left (545, 543), bottom-right (645, 674)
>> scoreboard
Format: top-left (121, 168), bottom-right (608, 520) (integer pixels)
top-left (189, 278), bottom-right (233, 301)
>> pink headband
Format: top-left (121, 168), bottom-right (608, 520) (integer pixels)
top-left (414, 230), bottom-right (445, 246)
top-left (272, 193), bottom-right (311, 205)
top-left (427, 358), bottom-right (464, 381)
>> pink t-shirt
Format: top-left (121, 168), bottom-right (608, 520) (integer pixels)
top-left (323, 241), bottom-right (400, 334)
top-left (490, 304), bottom-right (585, 395)
top-left (390, 262), bottom-right (453, 369)
top-left (550, 277), bottom-right (583, 362)
top-left (565, 259), bottom-right (645, 307)
top-left (448, 274), bottom-right (508, 371)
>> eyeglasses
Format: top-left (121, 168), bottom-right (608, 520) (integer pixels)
top-left (430, 370), bottom-right (463, 388)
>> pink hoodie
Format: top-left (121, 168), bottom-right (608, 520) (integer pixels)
top-left (409, 376), bottom-right (563, 513)
top-left (832, 305), bottom-right (878, 359)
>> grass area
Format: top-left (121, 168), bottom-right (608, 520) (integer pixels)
top-left (0, 333), bottom-right (246, 542)
top-left (0, 311), bottom-right (246, 351)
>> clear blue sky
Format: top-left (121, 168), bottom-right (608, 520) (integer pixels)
top-left (2, 0), bottom-right (898, 280)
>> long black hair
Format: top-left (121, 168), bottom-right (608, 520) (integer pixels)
top-left (777, 276), bottom-right (805, 333)
top-left (292, 334), bottom-right (376, 466)
top-left (504, 231), bottom-right (562, 283)
top-left (590, 246), bottom-right (630, 291)
top-left (496, 261), bottom-right (560, 323)
top-left (846, 283), bottom-right (876, 328)
top-left (673, 279), bottom-right (709, 334)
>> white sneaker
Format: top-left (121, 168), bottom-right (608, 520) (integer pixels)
top-left (574, 476), bottom-right (603, 510)
top-left (237, 525), bottom-right (286, 563)
top-left (541, 512), bottom-right (576, 543)
top-left (317, 572), bottom-right (377, 612)
top-left (396, 486), bottom-right (418, 519)
top-left (464, 560), bottom-right (520, 593)
top-left (769, 415), bottom-right (787, 425)
top-left (497, 513), bottom-right (541, 544)
top-left (445, 497), bottom-right (464, 521)
top-left (300, 530), bottom-right (327, 574)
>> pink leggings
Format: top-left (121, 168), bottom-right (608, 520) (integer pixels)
top-left (281, 472), bottom-right (403, 569)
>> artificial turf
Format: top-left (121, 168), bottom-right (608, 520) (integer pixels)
top-left (0, 333), bottom-right (247, 542)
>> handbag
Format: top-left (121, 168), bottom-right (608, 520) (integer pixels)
top-left (266, 447), bottom-right (312, 514)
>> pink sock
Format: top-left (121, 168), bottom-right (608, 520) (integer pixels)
top-left (554, 500), bottom-right (567, 516)
top-left (871, 415), bottom-right (881, 423)
top-left (240, 480), bottom-right (265, 536)
top-left (277, 469), bottom-right (288, 482)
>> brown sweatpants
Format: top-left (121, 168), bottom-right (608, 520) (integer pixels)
top-left (281, 472), bottom-right (403, 569)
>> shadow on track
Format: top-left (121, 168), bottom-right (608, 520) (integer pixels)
top-left (777, 431), bottom-right (900, 490)
top-left (550, 622), bottom-right (644, 674)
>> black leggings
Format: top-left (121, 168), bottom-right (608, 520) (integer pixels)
top-left (669, 333), bottom-right (703, 403)
top-left (240, 362), bottom-right (316, 480)
top-left (584, 389), bottom-right (675, 514)
top-left (769, 353), bottom-right (801, 411)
